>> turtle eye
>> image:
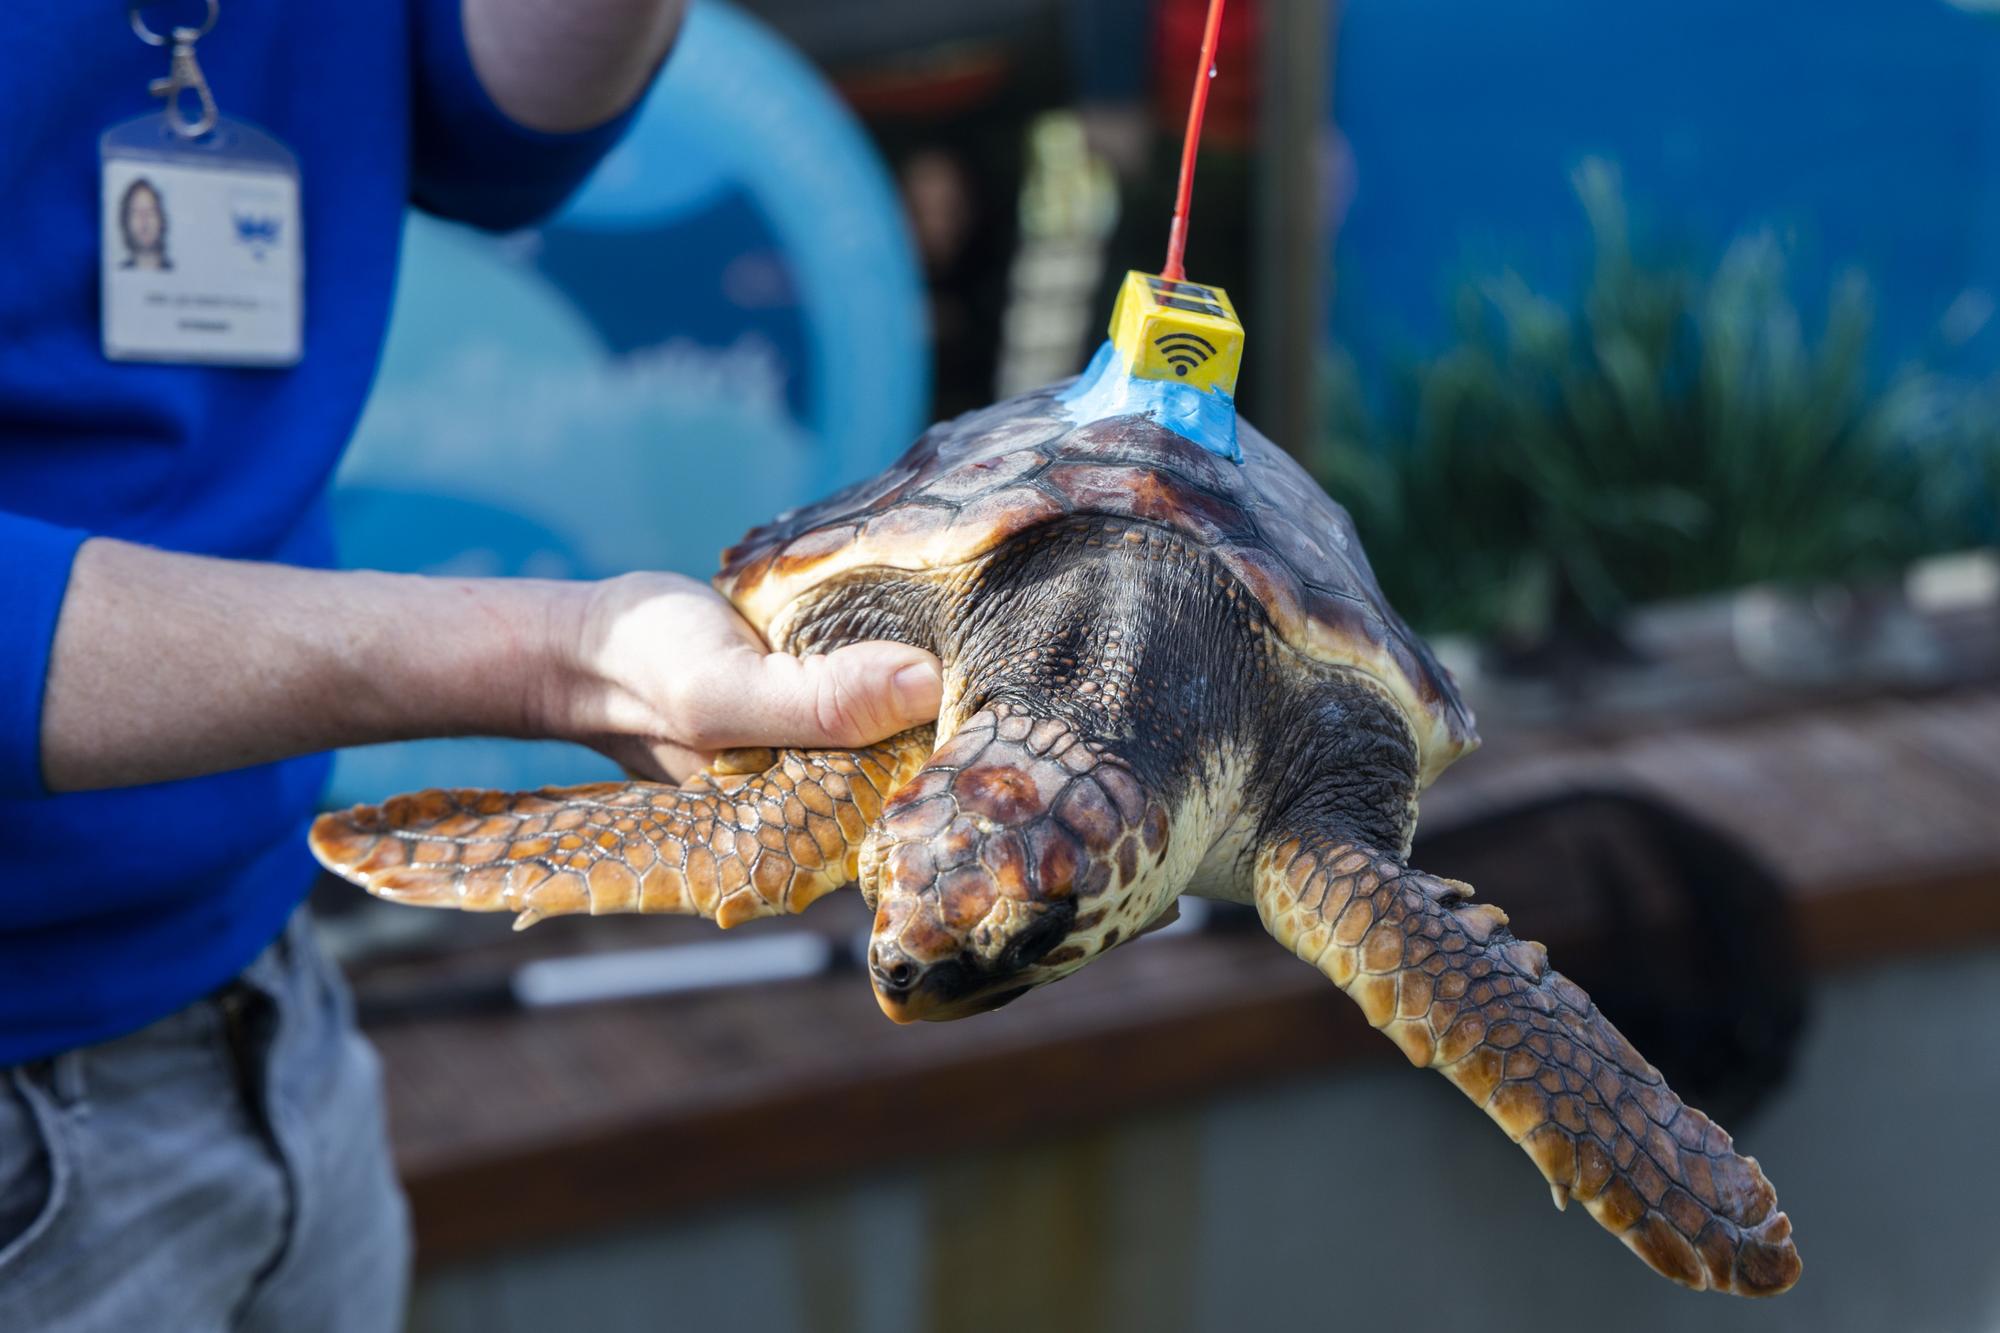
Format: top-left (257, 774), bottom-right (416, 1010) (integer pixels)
top-left (998, 898), bottom-right (1075, 972)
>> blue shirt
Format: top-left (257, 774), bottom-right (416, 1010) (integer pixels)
top-left (0, 6), bottom-right (632, 1063)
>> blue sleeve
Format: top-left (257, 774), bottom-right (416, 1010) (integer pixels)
top-left (407, 0), bottom-right (648, 232)
top-left (0, 512), bottom-right (88, 800)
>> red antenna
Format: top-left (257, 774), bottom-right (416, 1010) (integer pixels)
top-left (1161, 0), bottom-right (1230, 282)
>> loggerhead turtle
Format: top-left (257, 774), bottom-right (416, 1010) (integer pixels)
top-left (311, 384), bottom-right (1801, 1296)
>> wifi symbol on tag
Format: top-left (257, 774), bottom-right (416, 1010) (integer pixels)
top-left (1154, 331), bottom-right (1217, 377)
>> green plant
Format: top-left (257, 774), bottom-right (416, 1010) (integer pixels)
top-left (1315, 160), bottom-right (2000, 644)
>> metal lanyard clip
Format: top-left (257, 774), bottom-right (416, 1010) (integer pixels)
top-left (130, 1), bottom-right (221, 139)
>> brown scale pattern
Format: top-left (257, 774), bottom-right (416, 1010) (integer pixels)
top-left (308, 729), bottom-right (934, 930)
top-left (862, 707), bottom-right (1170, 970)
top-left (1255, 836), bottom-right (1802, 1297)
top-left (716, 389), bottom-right (1477, 783)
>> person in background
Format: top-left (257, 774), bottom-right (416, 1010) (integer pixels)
top-left (853, 34), bottom-right (1058, 419)
top-left (0, 4), bottom-right (943, 1329)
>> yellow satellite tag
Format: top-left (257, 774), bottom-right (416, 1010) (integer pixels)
top-left (1108, 270), bottom-right (1245, 397)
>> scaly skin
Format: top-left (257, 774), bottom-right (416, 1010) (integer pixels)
top-left (309, 727), bottom-right (933, 929)
top-left (1254, 835), bottom-right (1802, 1296)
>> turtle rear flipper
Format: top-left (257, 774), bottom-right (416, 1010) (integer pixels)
top-left (311, 727), bottom-right (932, 930)
top-left (1253, 835), bottom-right (1801, 1297)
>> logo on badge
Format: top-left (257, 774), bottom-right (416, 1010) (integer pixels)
top-left (233, 212), bottom-right (283, 260)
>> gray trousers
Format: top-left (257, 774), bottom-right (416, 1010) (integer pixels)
top-left (0, 910), bottom-right (410, 1331)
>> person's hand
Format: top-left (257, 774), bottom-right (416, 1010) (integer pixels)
top-left (549, 572), bottom-right (944, 782)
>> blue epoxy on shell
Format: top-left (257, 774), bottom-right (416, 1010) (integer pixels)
top-left (1057, 341), bottom-right (1243, 463)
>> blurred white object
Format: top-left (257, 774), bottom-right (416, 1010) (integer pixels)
top-left (513, 934), bottom-right (835, 1008)
top-left (1906, 549), bottom-right (2000, 613)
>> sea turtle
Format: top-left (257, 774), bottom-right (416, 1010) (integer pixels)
top-left (311, 383), bottom-right (1801, 1297)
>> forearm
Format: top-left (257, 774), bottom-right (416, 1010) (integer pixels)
top-left (41, 539), bottom-right (582, 793)
top-left (40, 541), bottom-right (944, 795)
top-left (462, 0), bottom-right (687, 133)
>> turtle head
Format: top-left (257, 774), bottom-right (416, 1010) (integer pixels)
top-left (852, 515), bottom-right (1260, 1021)
top-left (857, 704), bottom-right (1180, 1023)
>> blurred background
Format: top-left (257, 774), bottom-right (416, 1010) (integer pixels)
top-left (319, 2), bottom-right (2000, 1329)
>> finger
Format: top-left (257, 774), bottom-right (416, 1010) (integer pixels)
top-left (680, 641), bottom-right (943, 751)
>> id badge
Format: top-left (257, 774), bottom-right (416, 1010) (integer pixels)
top-left (100, 112), bottom-right (303, 366)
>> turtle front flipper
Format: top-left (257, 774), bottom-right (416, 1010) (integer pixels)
top-left (1252, 834), bottom-right (1802, 1297)
top-left (311, 727), bottom-right (933, 930)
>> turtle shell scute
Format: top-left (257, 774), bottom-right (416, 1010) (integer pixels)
top-left (946, 485), bottom-right (1070, 544)
top-left (860, 499), bottom-right (955, 548)
top-left (1052, 416), bottom-right (1236, 493)
top-left (914, 447), bottom-right (1049, 503)
top-left (1040, 463), bottom-right (1254, 546)
top-left (716, 384), bottom-right (1477, 782)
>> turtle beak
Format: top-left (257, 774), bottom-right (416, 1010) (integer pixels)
top-left (867, 938), bottom-right (1041, 1023)
top-left (867, 941), bottom-right (976, 1023)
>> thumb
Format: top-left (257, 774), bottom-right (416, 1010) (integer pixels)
top-left (700, 641), bottom-right (942, 751)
